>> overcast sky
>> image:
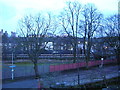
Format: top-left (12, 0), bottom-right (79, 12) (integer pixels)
top-left (0, 0), bottom-right (118, 34)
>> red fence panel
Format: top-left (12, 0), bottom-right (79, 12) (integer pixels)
top-left (88, 61), bottom-right (92, 67)
top-left (104, 60), bottom-right (110, 64)
top-left (94, 60), bottom-right (101, 65)
top-left (54, 65), bottom-right (60, 71)
top-left (50, 65), bottom-right (55, 72)
top-left (72, 63), bottom-right (77, 69)
top-left (78, 62), bottom-right (86, 67)
top-left (104, 59), bottom-right (117, 64)
top-left (64, 64), bottom-right (69, 70)
top-left (68, 64), bottom-right (73, 69)
top-left (59, 64), bottom-right (65, 71)
top-left (49, 59), bottom-right (117, 72)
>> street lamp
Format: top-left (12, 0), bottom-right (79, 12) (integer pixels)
top-left (99, 57), bottom-right (104, 68)
top-left (9, 45), bottom-right (16, 80)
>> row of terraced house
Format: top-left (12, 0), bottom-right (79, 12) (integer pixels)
top-left (1, 30), bottom-right (115, 60)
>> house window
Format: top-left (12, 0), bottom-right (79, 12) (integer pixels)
top-left (61, 46), bottom-right (63, 50)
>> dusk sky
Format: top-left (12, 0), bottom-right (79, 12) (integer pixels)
top-left (0, 0), bottom-right (118, 34)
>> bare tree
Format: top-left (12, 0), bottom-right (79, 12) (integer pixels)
top-left (18, 13), bottom-right (51, 78)
top-left (81, 4), bottom-right (103, 68)
top-left (60, 1), bottom-right (82, 63)
top-left (104, 14), bottom-right (120, 62)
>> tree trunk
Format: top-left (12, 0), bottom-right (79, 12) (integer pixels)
top-left (116, 48), bottom-right (120, 66)
top-left (86, 53), bottom-right (88, 69)
top-left (83, 37), bottom-right (88, 68)
top-left (73, 43), bottom-right (77, 63)
top-left (117, 53), bottom-right (120, 66)
top-left (86, 49), bottom-right (90, 69)
top-left (85, 37), bottom-right (91, 69)
top-left (33, 61), bottom-right (40, 79)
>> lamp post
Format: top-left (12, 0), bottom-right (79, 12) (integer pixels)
top-left (9, 45), bottom-right (16, 80)
top-left (99, 57), bottom-right (104, 68)
top-left (77, 42), bottom-right (80, 85)
top-left (12, 52), bottom-right (14, 80)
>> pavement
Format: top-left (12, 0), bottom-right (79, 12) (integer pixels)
top-left (2, 64), bottom-right (120, 89)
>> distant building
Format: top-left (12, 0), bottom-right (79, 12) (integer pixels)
top-left (2, 30), bottom-right (116, 60)
top-left (11, 31), bottom-right (16, 37)
top-left (0, 29), bottom-right (3, 35)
